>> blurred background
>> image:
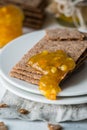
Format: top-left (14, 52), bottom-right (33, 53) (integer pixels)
top-left (0, 0), bottom-right (87, 48)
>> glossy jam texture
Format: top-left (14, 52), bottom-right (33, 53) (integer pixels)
top-left (0, 5), bottom-right (24, 48)
top-left (28, 50), bottom-right (76, 100)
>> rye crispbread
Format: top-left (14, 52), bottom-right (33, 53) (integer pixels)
top-left (24, 21), bottom-right (43, 29)
top-left (0, 0), bottom-right (47, 29)
top-left (4, 0), bottom-right (45, 8)
top-left (11, 40), bottom-right (87, 75)
top-left (10, 53), bottom-right (87, 85)
top-left (10, 71), bottom-right (39, 85)
top-left (46, 28), bottom-right (85, 41)
top-left (24, 12), bottom-right (45, 19)
top-left (13, 37), bottom-right (87, 67)
top-left (10, 29), bottom-right (87, 85)
top-left (11, 69), bottom-right (42, 80)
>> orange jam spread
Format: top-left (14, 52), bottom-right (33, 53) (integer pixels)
top-left (0, 5), bottom-right (24, 48)
top-left (28, 50), bottom-right (76, 100)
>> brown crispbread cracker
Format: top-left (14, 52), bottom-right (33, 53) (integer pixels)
top-left (0, 1), bottom-right (5, 5)
top-left (10, 59), bottom-right (86, 85)
top-left (14, 37), bottom-right (87, 67)
top-left (46, 28), bottom-right (85, 41)
top-left (12, 48), bottom-right (87, 78)
top-left (76, 49), bottom-right (87, 64)
top-left (25, 14), bottom-right (44, 23)
top-left (24, 12), bottom-right (45, 19)
top-left (5, 0), bottom-right (24, 5)
top-left (1, 0), bottom-right (46, 29)
top-left (10, 42), bottom-right (87, 85)
top-left (4, 0), bottom-right (45, 8)
top-left (10, 71), bottom-right (39, 85)
top-left (10, 53), bottom-right (87, 84)
top-left (10, 36), bottom-right (87, 74)
top-left (24, 18), bottom-right (43, 25)
top-left (10, 29), bottom-right (87, 85)
top-left (13, 65), bottom-right (41, 74)
top-left (11, 68), bottom-right (42, 80)
top-left (4, 0), bottom-right (47, 12)
top-left (0, 0), bottom-right (46, 10)
top-left (24, 22), bottom-right (43, 29)
top-left (23, 0), bottom-right (44, 8)
top-left (23, 0), bottom-right (46, 9)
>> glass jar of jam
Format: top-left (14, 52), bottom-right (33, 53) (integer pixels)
top-left (0, 4), bottom-right (24, 48)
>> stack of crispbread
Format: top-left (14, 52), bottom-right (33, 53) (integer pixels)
top-left (0, 0), bottom-right (47, 29)
top-left (10, 28), bottom-right (87, 85)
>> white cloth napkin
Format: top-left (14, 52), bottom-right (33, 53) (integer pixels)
top-left (0, 90), bottom-right (87, 123)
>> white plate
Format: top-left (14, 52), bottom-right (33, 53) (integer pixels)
top-left (0, 30), bottom-right (87, 97)
top-left (1, 77), bottom-right (87, 105)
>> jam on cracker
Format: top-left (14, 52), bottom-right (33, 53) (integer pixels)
top-left (28, 50), bottom-right (76, 100)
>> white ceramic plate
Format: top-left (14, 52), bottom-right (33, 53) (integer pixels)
top-left (0, 30), bottom-right (87, 97)
top-left (1, 77), bottom-right (87, 105)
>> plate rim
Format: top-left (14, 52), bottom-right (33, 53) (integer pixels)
top-left (1, 77), bottom-right (87, 105)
